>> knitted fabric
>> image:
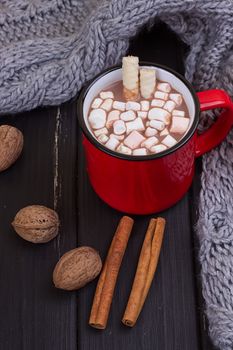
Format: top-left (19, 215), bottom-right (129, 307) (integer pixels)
top-left (1, 1), bottom-right (233, 348)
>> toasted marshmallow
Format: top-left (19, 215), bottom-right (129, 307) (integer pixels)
top-left (145, 127), bottom-right (158, 137)
top-left (126, 101), bottom-right (141, 111)
top-left (113, 120), bottom-right (126, 135)
top-left (98, 134), bottom-right (109, 144)
top-left (172, 109), bottom-right (185, 117)
top-left (140, 100), bottom-right (150, 111)
top-left (89, 109), bottom-right (106, 129)
top-left (141, 136), bottom-right (159, 149)
top-left (94, 127), bottom-right (108, 137)
top-left (113, 101), bottom-right (126, 111)
top-left (148, 108), bottom-right (171, 125)
top-left (124, 130), bottom-right (145, 150)
top-left (169, 93), bottom-right (182, 106)
top-left (164, 100), bottom-right (176, 113)
top-left (91, 98), bottom-right (103, 109)
top-left (149, 120), bottom-right (165, 131)
top-left (101, 98), bottom-right (113, 111)
top-left (133, 148), bottom-right (147, 155)
top-left (117, 143), bottom-right (132, 155)
top-left (120, 110), bottom-right (136, 121)
top-left (106, 110), bottom-right (120, 128)
top-left (137, 111), bottom-right (147, 119)
top-left (160, 127), bottom-right (169, 136)
top-left (162, 135), bottom-right (177, 147)
top-left (150, 144), bottom-right (167, 153)
top-left (110, 134), bottom-right (125, 140)
top-left (105, 137), bottom-right (120, 150)
top-left (100, 91), bottom-right (114, 99)
top-left (157, 82), bottom-right (171, 93)
top-left (151, 99), bottom-right (165, 107)
top-left (170, 117), bottom-right (189, 134)
top-left (126, 117), bottom-right (145, 134)
top-left (154, 91), bottom-right (169, 100)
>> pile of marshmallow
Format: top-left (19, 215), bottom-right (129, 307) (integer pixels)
top-left (88, 83), bottom-right (189, 156)
top-left (87, 56), bottom-right (190, 156)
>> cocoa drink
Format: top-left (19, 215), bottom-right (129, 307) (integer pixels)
top-left (87, 56), bottom-right (190, 156)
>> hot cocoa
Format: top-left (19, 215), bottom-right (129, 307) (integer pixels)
top-left (87, 56), bottom-right (190, 156)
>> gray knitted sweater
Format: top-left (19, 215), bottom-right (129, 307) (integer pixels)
top-left (1, 1), bottom-right (233, 349)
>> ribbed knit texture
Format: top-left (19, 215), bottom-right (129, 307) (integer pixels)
top-left (1, 1), bottom-right (233, 348)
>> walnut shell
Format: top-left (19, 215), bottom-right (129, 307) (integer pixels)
top-left (53, 247), bottom-right (102, 291)
top-left (12, 205), bottom-right (59, 243)
top-left (0, 125), bottom-right (24, 172)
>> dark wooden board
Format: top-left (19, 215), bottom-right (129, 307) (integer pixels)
top-left (77, 22), bottom-right (200, 350)
top-left (0, 105), bottom-right (78, 350)
top-left (0, 22), bottom-right (215, 350)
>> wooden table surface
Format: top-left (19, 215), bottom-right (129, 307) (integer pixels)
top-left (0, 23), bottom-right (215, 350)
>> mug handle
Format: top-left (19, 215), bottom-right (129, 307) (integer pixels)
top-left (195, 89), bottom-right (233, 157)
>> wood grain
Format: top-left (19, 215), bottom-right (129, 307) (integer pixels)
top-left (76, 22), bottom-right (202, 350)
top-left (77, 142), bottom-right (201, 349)
top-left (0, 105), bottom-right (78, 350)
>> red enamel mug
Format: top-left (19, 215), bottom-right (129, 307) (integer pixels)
top-left (77, 63), bottom-right (233, 214)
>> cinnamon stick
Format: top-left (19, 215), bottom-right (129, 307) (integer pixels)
top-left (89, 216), bottom-right (134, 329)
top-left (122, 217), bottom-right (165, 327)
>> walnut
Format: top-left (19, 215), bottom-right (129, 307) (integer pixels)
top-left (0, 125), bottom-right (23, 172)
top-left (53, 247), bottom-right (102, 291)
top-left (12, 205), bottom-right (59, 243)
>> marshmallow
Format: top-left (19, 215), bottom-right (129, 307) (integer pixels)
top-left (101, 98), bottom-right (113, 111)
top-left (141, 136), bottom-right (159, 149)
top-left (148, 108), bottom-right (171, 125)
top-left (140, 100), bottom-right (150, 111)
top-left (105, 137), bottom-right (120, 151)
top-left (126, 101), bottom-right (141, 111)
top-left (133, 148), bottom-right (147, 156)
top-left (162, 135), bottom-right (177, 148)
top-left (113, 101), bottom-right (126, 111)
top-left (151, 99), bottom-right (165, 107)
top-left (145, 127), bottom-right (158, 137)
top-left (137, 111), bottom-right (147, 119)
top-left (98, 134), bottom-right (109, 144)
top-left (149, 120), bottom-right (165, 131)
top-left (117, 144), bottom-right (132, 155)
top-left (154, 91), bottom-right (169, 100)
top-left (106, 110), bottom-right (120, 128)
top-left (169, 93), bottom-right (182, 106)
top-left (110, 134), bottom-right (125, 140)
top-left (146, 121), bottom-right (150, 127)
top-left (126, 117), bottom-right (145, 134)
top-left (120, 110), bottom-right (136, 121)
top-left (100, 91), bottom-right (114, 99)
top-left (89, 109), bottom-right (106, 129)
top-left (150, 144), bottom-right (167, 153)
top-left (113, 120), bottom-right (126, 135)
top-left (160, 127), bottom-right (169, 136)
top-left (170, 117), bottom-right (190, 134)
top-left (172, 109), bottom-right (185, 117)
top-left (94, 127), bottom-right (108, 137)
top-left (91, 98), bottom-right (103, 109)
top-left (163, 100), bottom-right (176, 113)
top-left (124, 130), bottom-right (145, 150)
top-left (157, 82), bottom-right (171, 93)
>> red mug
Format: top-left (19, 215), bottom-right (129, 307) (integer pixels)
top-left (77, 63), bottom-right (233, 214)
